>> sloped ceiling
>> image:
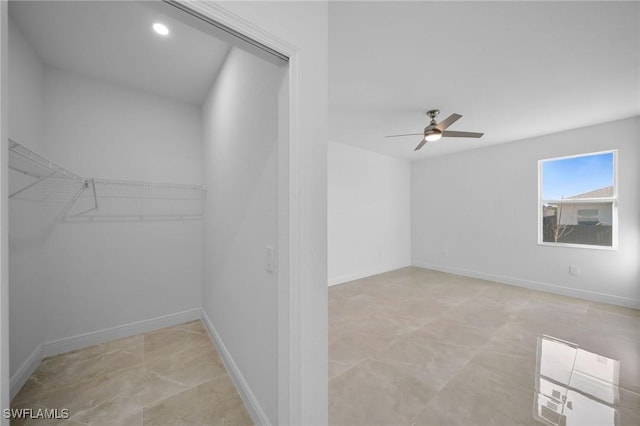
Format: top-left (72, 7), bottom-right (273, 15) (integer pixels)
top-left (9, 1), bottom-right (231, 105)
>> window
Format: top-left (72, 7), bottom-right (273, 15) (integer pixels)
top-left (538, 151), bottom-right (617, 249)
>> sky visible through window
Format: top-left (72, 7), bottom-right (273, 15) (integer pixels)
top-left (542, 152), bottom-right (614, 200)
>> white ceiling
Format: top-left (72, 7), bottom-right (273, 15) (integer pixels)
top-left (329, 1), bottom-right (640, 161)
top-left (9, 1), bottom-right (231, 105)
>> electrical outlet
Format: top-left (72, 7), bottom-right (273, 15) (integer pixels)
top-left (569, 265), bottom-right (580, 276)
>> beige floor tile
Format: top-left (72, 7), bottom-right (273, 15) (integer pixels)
top-left (527, 291), bottom-right (590, 314)
top-left (415, 283), bottom-right (480, 306)
top-left (372, 333), bottom-right (476, 392)
top-left (468, 350), bottom-right (536, 391)
top-left (330, 278), bottom-right (384, 299)
top-left (73, 399), bottom-right (143, 426)
top-left (37, 364), bottom-right (145, 413)
top-left (30, 343), bottom-right (144, 393)
top-left (619, 388), bottom-right (640, 425)
top-left (348, 309), bottom-right (429, 339)
top-left (374, 281), bottom-right (435, 301)
top-left (480, 281), bottom-right (533, 300)
top-left (175, 320), bottom-right (209, 336)
top-left (329, 292), bottom-right (385, 327)
top-left (14, 416), bottom-right (87, 426)
top-left (329, 331), bottom-right (390, 370)
top-left (143, 324), bottom-right (212, 360)
top-left (138, 370), bottom-right (192, 408)
top-left (329, 359), bottom-right (359, 380)
top-left (329, 266), bottom-right (640, 425)
top-left (329, 358), bottom-right (435, 426)
top-left (416, 317), bottom-right (495, 348)
top-left (382, 296), bottom-right (452, 325)
top-left (145, 345), bottom-right (228, 389)
top-left (411, 392), bottom-right (538, 426)
top-left (509, 306), bottom-right (584, 343)
top-left (443, 298), bottom-right (517, 330)
top-left (481, 323), bottom-right (539, 359)
top-left (584, 304), bottom-right (640, 341)
top-left (411, 362), bottom-right (538, 426)
top-left (588, 301), bottom-right (640, 318)
top-left (576, 327), bottom-right (640, 394)
top-left (11, 377), bottom-right (45, 410)
top-left (11, 267), bottom-right (640, 426)
top-left (100, 334), bottom-right (145, 357)
top-left (11, 320), bottom-right (252, 426)
top-left (142, 376), bottom-right (253, 426)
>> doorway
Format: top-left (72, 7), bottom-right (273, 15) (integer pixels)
top-left (1, 1), bottom-right (295, 424)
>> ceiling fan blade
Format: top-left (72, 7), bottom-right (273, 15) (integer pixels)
top-left (414, 138), bottom-right (427, 151)
top-left (385, 133), bottom-right (423, 138)
top-left (435, 113), bottom-right (462, 131)
top-left (442, 130), bottom-right (484, 138)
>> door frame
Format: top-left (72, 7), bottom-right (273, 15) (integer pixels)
top-left (0, 1), bottom-right (9, 423)
top-left (179, 2), bottom-right (302, 424)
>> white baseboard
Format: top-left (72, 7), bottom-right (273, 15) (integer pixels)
top-left (199, 308), bottom-right (270, 426)
top-left (412, 260), bottom-right (640, 309)
top-left (328, 263), bottom-right (412, 286)
top-left (42, 308), bottom-right (201, 358)
top-left (9, 344), bottom-right (42, 401)
top-left (10, 308), bottom-right (201, 400)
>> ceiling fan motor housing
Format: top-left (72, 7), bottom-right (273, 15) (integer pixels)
top-left (424, 119), bottom-right (439, 132)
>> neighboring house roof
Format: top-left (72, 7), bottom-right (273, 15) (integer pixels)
top-left (566, 186), bottom-right (613, 199)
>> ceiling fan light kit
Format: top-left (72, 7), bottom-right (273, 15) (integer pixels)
top-left (385, 108), bottom-right (484, 151)
top-left (424, 128), bottom-right (442, 142)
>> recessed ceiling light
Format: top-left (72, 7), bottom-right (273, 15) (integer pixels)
top-left (153, 23), bottom-right (169, 36)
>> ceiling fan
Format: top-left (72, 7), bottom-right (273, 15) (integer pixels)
top-left (385, 109), bottom-right (484, 151)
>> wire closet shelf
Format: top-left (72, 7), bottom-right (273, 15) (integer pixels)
top-left (8, 139), bottom-right (206, 221)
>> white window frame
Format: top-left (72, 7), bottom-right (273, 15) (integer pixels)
top-left (537, 150), bottom-right (618, 250)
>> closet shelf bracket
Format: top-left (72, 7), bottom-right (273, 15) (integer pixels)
top-left (8, 138), bottom-right (87, 198)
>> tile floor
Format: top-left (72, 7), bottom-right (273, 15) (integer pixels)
top-left (11, 320), bottom-right (253, 425)
top-left (10, 268), bottom-right (639, 425)
top-left (329, 267), bottom-right (640, 425)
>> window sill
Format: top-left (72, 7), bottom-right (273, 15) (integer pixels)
top-left (537, 241), bottom-right (618, 251)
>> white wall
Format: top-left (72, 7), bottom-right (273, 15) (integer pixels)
top-left (7, 19), bottom-right (42, 151)
top-left (412, 117), bottom-right (640, 307)
top-left (37, 66), bottom-right (203, 343)
top-left (5, 59), bottom-right (204, 377)
top-left (42, 67), bottom-right (203, 183)
top-left (1, 3), bottom-right (11, 418)
top-left (7, 18), bottom-right (46, 377)
top-left (202, 2), bottom-right (329, 424)
top-left (328, 141), bottom-right (410, 285)
top-left (201, 46), bottom-right (285, 425)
